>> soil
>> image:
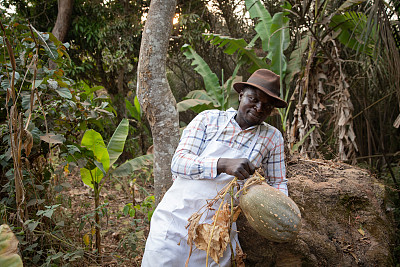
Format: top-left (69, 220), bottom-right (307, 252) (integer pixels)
top-left (60, 155), bottom-right (395, 266)
top-left (238, 156), bottom-right (394, 266)
top-left (61, 166), bottom-right (152, 266)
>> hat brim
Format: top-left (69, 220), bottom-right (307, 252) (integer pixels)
top-left (233, 82), bottom-right (288, 108)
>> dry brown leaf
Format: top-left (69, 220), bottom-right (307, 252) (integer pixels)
top-left (193, 203), bottom-right (231, 264)
top-left (186, 212), bottom-right (202, 246)
top-left (231, 206), bottom-right (241, 222)
top-left (23, 129), bottom-right (33, 157)
top-left (235, 242), bottom-right (246, 267)
top-left (214, 203), bottom-right (230, 228)
top-left (194, 223), bottom-right (230, 264)
top-left (185, 212), bottom-right (202, 267)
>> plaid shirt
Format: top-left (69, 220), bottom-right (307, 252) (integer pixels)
top-left (171, 108), bottom-right (287, 195)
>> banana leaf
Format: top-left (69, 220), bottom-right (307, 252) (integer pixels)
top-left (177, 98), bottom-right (216, 113)
top-left (181, 44), bottom-right (223, 107)
top-left (245, 0), bottom-right (273, 52)
top-left (80, 129), bottom-right (109, 188)
top-left (285, 33), bottom-right (310, 85)
top-left (0, 225), bottom-right (23, 267)
top-left (203, 33), bottom-right (268, 72)
top-left (108, 118), bottom-right (129, 167)
top-left (113, 154), bottom-right (154, 177)
top-left (267, 12), bottom-right (290, 94)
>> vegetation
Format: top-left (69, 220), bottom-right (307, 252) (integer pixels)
top-left (0, 0), bottom-right (399, 265)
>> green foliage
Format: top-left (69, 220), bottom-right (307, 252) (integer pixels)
top-left (80, 129), bottom-right (110, 187)
top-left (123, 195), bottom-right (155, 222)
top-left (245, 0), bottom-right (273, 52)
top-left (194, 0), bottom-right (292, 130)
top-left (108, 118), bottom-right (130, 166)
top-left (243, 0), bottom-right (291, 95)
top-left (266, 12), bottom-right (290, 84)
top-left (203, 33), bottom-right (268, 72)
top-left (330, 11), bottom-right (378, 57)
top-left (78, 119), bottom-right (129, 188)
top-left (285, 33), bottom-right (310, 85)
top-left (181, 44), bottom-right (223, 107)
top-left (0, 17), bottom-right (114, 265)
top-left (113, 154), bottom-right (154, 178)
top-left (178, 44), bottom-right (240, 113)
top-left (125, 96), bottom-right (142, 122)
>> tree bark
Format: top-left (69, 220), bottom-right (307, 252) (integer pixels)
top-left (137, 0), bottom-right (179, 204)
top-left (51, 0), bottom-right (74, 43)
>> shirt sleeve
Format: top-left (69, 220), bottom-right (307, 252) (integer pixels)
top-left (263, 130), bottom-right (288, 196)
top-left (171, 112), bottom-right (220, 180)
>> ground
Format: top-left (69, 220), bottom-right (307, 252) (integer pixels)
top-left (59, 156), bottom-right (395, 266)
top-left (60, 166), bottom-right (152, 266)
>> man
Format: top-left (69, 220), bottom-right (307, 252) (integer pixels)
top-left (142, 69), bottom-right (288, 266)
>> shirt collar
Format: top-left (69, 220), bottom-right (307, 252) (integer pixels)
top-left (227, 107), bottom-right (259, 131)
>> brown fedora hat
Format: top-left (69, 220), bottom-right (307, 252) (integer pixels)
top-left (233, 69), bottom-right (288, 108)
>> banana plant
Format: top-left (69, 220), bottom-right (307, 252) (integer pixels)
top-left (201, 0), bottom-right (292, 129)
top-left (177, 44), bottom-right (240, 113)
top-left (202, 34), bottom-right (268, 72)
top-left (67, 118), bottom-right (129, 254)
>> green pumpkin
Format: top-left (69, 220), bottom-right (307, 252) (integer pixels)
top-left (239, 183), bottom-right (301, 242)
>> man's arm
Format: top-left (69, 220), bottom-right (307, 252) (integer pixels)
top-left (264, 131), bottom-right (288, 195)
top-left (171, 112), bottom-right (220, 180)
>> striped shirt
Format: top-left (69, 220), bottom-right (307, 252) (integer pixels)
top-left (171, 108), bottom-right (288, 195)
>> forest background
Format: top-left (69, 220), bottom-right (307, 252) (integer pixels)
top-left (0, 0), bottom-right (400, 266)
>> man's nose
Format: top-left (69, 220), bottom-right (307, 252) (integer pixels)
top-left (255, 102), bottom-right (262, 112)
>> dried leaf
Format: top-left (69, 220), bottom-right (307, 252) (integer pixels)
top-left (185, 212), bottom-right (202, 267)
top-left (235, 242), bottom-right (246, 267)
top-left (358, 227), bottom-right (365, 236)
top-left (193, 203), bottom-right (231, 264)
top-left (231, 206), bottom-right (241, 222)
top-left (23, 129), bottom-right (33, 157)
top-left (194, 224), bottom-right (230, 264)
top-left (83, 233), bottom-right (90, 246)
top-left (186, 212), bottom-right (202, 246)
top-left (214, 203), bottom-right (230, 228)
top-left (393, 113), bottom-right (400, 128)
top-left (40, 133), bottom-right (65, 144)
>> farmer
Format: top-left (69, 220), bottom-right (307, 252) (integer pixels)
top-left (142, 69), bottom-right (288, 266)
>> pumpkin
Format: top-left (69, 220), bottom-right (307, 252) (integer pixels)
top-left (239, 182), bottom-right (301, 242)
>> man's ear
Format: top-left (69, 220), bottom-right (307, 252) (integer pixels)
top-left (238, 91), bottom-right (244, 102)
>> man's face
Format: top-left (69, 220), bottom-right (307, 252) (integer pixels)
top-left (236, 87), bottom-right (275, 129)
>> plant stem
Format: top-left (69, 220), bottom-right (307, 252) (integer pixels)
top-left (206, 177), bottom-right (237, 266)
top-left (93, 181), bottom-right (101, 257)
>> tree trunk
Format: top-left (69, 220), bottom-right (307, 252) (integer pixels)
top-left (137, 0), bottom-right (179, 204)
top-left (51, 0), bottom-right (73, 43)
top-left (50, 0), bottom-right (73, 70)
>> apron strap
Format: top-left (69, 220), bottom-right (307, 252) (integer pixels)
top-left (213, 110), bottom-right (236, 141)
top-left (245, 125), bottom-right (260, 158)
top-left (211, 110), bottom-right (261, 158)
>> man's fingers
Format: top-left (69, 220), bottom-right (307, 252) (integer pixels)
top-left (234, 168), bottom-right (247, 180)
top-left (248, 161), bottom-right (256, 175)
top-left (241, 160), bottom-right (255, 176)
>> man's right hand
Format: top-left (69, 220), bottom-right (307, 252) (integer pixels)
top-left (217, 158), bottom-right (255, 180)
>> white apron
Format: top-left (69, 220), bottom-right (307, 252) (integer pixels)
top-left (142, 112), bottom-right (260, 267)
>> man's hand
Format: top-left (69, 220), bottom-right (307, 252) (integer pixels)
top-left (217, 158), bottom-right (255, 180)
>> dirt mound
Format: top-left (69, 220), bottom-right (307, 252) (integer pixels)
top-left (238, 157), bottom-right (394, 266)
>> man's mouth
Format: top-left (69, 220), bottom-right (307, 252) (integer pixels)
top-left (248, 111), bottom-right (261, 120)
